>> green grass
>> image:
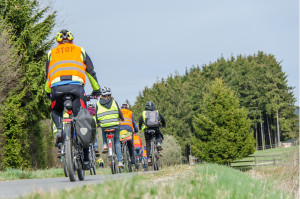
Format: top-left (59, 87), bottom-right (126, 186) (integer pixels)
top-left (22, 164), bottom-right (286, 199)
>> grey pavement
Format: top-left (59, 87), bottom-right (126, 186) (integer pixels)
top-left (0, 173), bottom-right (134, 199)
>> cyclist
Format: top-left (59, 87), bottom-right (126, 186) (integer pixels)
top-left (97, 158), bottom-right (104, 168)
top-left (96, 86), bottom-right (124, 168)
top-left (133, 133), bottom-right (142, 161)
top-left (119, 103), bottom-right (139, 166)
top-left (86, 98), bottom-right (100, 157)
top-left (138, 101), bottom-right (166, 165)
top-left (45, 29), bottom-right (101, 170)
top-left (139, 145), bottom-right (148, 169)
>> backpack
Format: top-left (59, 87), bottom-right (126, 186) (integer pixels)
top-left (145, 110), bottom-right (160, 127)
top-left (74, 108), bottom-right (97, 148)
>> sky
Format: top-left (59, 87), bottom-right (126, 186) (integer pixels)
top-left (49, 0), bottom-right (299, 106)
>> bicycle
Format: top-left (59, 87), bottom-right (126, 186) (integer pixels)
top-left (62, 94), bottom-right (86, 182)
top-left (147, 129), bottom-right (160, 171)
top-left (89, 144), bottom-right (97, 175)
top-left (60, 144), bottom-right (68, 177)
top-left (104, 129), bottom-right (122, 174)
top-left (121, 137), bottom-right (133, 173)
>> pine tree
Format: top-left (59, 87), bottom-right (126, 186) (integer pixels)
top-left (0, 0), bottom-right (56, 169)
top-left (191, 78), bottom-right (255, 164)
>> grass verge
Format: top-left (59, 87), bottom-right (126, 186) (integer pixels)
top-left (22, 164), bottom-right (286, 199)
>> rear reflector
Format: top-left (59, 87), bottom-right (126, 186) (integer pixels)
top-left (63, 118), bottom-right (72, 122)
top-left (106, 134), bottom-right (114, 139)
top-left (67, 110), bottom-right (73, 115)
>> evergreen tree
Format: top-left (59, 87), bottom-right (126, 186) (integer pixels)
top-left (0, 0), bottom-right (56, 169)
top-left (191, 78), bottom-right (255, 164)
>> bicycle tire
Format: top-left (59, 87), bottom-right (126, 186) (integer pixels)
top-left (151, 141), bottom-right (156, 171)
top-left (64, 123), bottom-right (76, 182)
top-left (77, 160), bottom-right (85, 181)
top-left (62, 156), bottom-right (68, 177)
top-left (127, 146), bottom-right (132, 172)
top-left (92, 165), bottom-right (96, 175)
top-left (110, 156), bottom-right (116, 174)
top-left (123, 144), bottom-right (129, 172)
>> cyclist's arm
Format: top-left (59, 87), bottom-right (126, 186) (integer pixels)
top-left (44, 51), bottom-right (51, 93)
top-left (138, 116), bottom-right (143, 130)
top-left (81, 48), bottom-right (100, 91)
top-left (132, 115), bottom-right (139, 133)
top-left (159, 113), bottom-right (166, 127)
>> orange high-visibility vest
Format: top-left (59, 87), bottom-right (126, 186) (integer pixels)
top-left (142, 149), bottom-right (147, 157)
top-left (47, 43), bottom-right (86, 87)
top-left (120, 109), bottom-right (134, 130)
top-left (133, 134), bottom-right (142, 148)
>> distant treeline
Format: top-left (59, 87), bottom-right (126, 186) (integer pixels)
top-left (132, 52), bottom-right (298, 160)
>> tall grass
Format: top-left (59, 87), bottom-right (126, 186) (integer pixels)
top-left (23, 164), bottom-right (286, 199)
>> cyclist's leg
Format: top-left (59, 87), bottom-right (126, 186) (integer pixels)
top-left (50, 86), bottom-right (65, 144)
top-left (113, 126), bottom-right (123, 163)
top-left (101, 128), bottom-right (108, 152)
top-left (144, 131), bottom-right (151, 159)
top-left (127, 139), bottom-right (135, 164)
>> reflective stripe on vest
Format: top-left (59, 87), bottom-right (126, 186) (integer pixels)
top-left (96, 100), bottom-right (119, 127)
top-left (47, 43), bottom-right (86, 87)
top-left (120, 109), bottom-right (134, 130)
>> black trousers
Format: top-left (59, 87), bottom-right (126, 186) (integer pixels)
top-left (144, 128), bottom-right (163, 159)
top-left (50, 84), bottom-right (89, 160)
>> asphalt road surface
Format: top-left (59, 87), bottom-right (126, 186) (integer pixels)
top-left (0, 173), bottom-right (134, 199)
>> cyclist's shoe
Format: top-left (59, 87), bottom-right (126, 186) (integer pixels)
top-left (95, 149), bottom-right (100, 157)
top-left (148, 159), bottom-right (152, 166)
top-left (157, 142), bottom-right (163, 151)
top-left (159, 152), bottom-right (164, 157)
top-left (118, 162), bottom-right (124, 168)
top-left (102, 144), bottom-right (108, 154)
top-left (82, 161), bottom-right (90, 170)
top-left (56, 129), bottom-right (63, 144)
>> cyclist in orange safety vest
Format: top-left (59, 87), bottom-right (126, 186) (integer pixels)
top-left (45, 29), bottom-right (101, 170)
top-left (133, 134), bottom-right (142, 157)
top-left (120, 103), bottom-right (139, 165)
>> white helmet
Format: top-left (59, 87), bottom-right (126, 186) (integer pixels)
top-left (101, 86), bottom-right (111, 96)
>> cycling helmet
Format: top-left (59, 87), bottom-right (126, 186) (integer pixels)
top-left (101, 86), bottom-right (112, 96)
top-left (121, 103), bottom-right (129, 109)
top-left (145, 101), bottom-right (155, 111)
top-left (56, 29), bottom-right (74, 43)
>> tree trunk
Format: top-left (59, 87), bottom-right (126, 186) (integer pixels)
top-left (255, 124), bottom-right (258, 150)
top-left (260, 112), bottom-right (265, 150)
top-left (267, 116), bottom-right (272, 148)
top-left (276, 109), bottom-right (281, 147)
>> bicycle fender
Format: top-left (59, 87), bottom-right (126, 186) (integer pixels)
top-left (64, 123), bottom-right (71, 141)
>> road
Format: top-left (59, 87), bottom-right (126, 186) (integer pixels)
top-left (0, 173), bottom-right (134, 199)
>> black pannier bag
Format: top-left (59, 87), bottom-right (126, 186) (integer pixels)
top-left (74, 108), bottom-right (96, 148)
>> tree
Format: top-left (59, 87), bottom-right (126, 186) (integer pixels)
top-left (191, 78), bottom-right (255, 164)
top-left (0, 0), bottom-right (56, 169)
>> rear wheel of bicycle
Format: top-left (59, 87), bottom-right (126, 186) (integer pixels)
top-left (151, 141), bottom-right (156, 171)
top-left (65, 140), bottom-right (76, 181)
top-left (110, 156), bottom-right (116, 174)
top-left (77, 160), bottom-right (85, 181)
top-left (62, 156), bottom-right (68, 177)
top-left (92, 165), bottom-right (96, 175)
top-left (126, 147), bottom-right (132, 172)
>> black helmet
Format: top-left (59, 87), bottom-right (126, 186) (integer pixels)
top-left (145, 101), bottom-right (155, 111)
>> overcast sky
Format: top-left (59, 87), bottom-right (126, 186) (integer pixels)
top-left (50, 0), bottom-right (299, 106)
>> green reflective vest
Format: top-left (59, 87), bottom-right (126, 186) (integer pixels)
top-left (141, 110), bottom-right (159, 132)
top-left (96, 100), bottom-right (119, 128)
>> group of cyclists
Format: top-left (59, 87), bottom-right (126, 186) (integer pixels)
top-left (46, 29), bottom-right (166, 172)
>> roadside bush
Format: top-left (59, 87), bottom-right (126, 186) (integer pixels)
top-left (161, 135), bottom-right (182, 166)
